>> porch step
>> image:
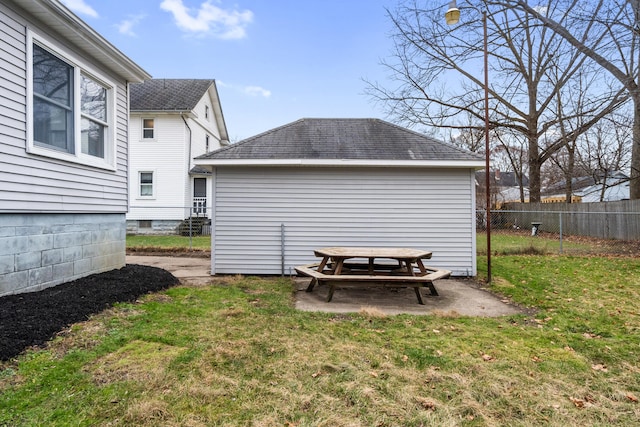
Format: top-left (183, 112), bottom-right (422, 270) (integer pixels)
top-left (176, 217), bottom-right (210, 236)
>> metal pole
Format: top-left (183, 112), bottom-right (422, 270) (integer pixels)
top-left (189, 213), bottom-right (193, 250)
top-left (280, 223), bottom-right (285, 276)
top-left (483, 11), bottom-right (491, 283)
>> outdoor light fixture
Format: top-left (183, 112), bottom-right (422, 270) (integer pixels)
top-left (444, 2), bottom-right (492, 282)
top-left (445, 0), bottom-right (460, 25)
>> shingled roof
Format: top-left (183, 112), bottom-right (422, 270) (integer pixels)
top-left (130, 79), bottom-right (216, 111)
top-left (195, 118), bottom-right (484, 165)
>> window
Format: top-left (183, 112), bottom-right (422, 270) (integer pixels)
top-left (142, 118), bottom-right (155, 139)
top-left (28, 33), bottom-right (116, 170)
top-left (205, 105), bottom-right (209, 119)
top-left (32, 44), bottom-right (74, 153)
top-left (205, 135), bottom-right (210, 152)
top-left (139, 171), bottom-right (154, 197)
top-left (81, 76), bottom-right (107, 157)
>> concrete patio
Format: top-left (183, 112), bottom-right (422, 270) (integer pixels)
top-left (126, 255), bottom-right (523, 317)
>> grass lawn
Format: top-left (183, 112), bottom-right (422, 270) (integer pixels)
top-left (126, 234), bottom-right (211, 251)
top-left (2, 253), bottom-right (639, 426)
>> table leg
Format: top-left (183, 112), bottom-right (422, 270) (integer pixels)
top-left (416, 258), bottom-right (427, 274)
top-left (317, 256), bottom-right (329, 273)
top-left (305, 277), bottom-right (317, 292)
top-left (327, 284), bottom-right (336, 302)
top-left (414, 287), bottom-right (425, 304)
top-left (403, 260), bottom-right (414, 276)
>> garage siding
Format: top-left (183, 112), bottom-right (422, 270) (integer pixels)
top-left (211, 167), bottom-right (477, 276)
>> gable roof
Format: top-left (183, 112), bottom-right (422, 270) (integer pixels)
top-left (130, 79), bottom-right (217, 111)
top-left (8, 0), bottom-right (149, 82)
top-left (476, 171), bottom-right (529, 188)
top-left (130, 78), bottom-right (229, 143)
top-left (543, 170), bottom-right (629, 195)
top-left (195, 118), bottom-right (485, 167)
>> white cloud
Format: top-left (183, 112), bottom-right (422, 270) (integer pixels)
top-left (217, 81), bottom-right (271, 98)
top-left (244, 86), bottom-right (271, 98)
top-left (60, 0), bottom-right (98, 18)
top-left (117, 15), bottom-right (145, 36)
top-left (160, 0), bottom-right (253, 39)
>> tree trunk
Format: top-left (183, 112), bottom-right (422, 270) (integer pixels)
top-left (528, 133), bottom-right (541, 203)
top-left (632, 99), bottom-right (640, 199)
top-left (565, 145), bottom-right (575, 203)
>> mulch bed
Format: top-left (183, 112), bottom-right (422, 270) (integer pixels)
top-left (0, 264), bottom-right (180, 362)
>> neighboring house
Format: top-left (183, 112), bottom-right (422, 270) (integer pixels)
top-left (194, 118), bottom-right (485, 277)
top-left (542, 171), bottom-right (630, 203)
top-left (0, 0), bottom-right (150, 296)
top-left (476, 170), bottom-right (529, 208)
top-left (127, 79), bottom-right (229, 234)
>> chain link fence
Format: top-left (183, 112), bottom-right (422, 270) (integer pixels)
top-left (127, 203), bottom-right (640, 257)
top-left (127, 206), bottom-right (212, 237)
top-left (479, 204), bottom-right (640, 256)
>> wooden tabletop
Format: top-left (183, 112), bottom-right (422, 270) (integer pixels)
top-left (314, 247), bottom-right (432, 260)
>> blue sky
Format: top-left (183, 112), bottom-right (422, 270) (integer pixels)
top-left (60, 0), bottom-right (396, 141)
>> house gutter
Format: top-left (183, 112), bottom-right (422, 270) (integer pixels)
top-left (193, 159), bottom-right (487, 169)
top-left (182, 114), bottom-right (193, 172)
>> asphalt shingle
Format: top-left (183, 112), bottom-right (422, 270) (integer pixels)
top-left (130, 79), bottom-right (215, 111)
top-left (197, 118), bottom-right (484, 162)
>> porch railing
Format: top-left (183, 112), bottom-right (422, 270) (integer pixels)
top-left (192, 197), bottom-right (207, 215)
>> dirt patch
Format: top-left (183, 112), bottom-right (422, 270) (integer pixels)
top-left (126, 248), bottom-right (210, 258)
top-left (0, 264), bottom-right (179, 362)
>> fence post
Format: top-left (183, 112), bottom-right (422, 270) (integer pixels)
top-left (559, 211), bottom-right (563, 254)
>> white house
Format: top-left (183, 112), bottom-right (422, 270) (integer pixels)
top-left (0, 0), bottom-right (150, 296)
top-left (126, 79), bottom-right (229, 234)
top-left (194, 118), bottom-right (486, 277)
top-left (542, 171), bottom-right (630, 203)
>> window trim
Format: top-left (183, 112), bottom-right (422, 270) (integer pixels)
top-left (26, 30), bottom-right (117, 171)
top-left (138, 170), bottom-right (155, 199)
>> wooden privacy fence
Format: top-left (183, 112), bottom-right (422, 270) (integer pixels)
top-left (497, 200), bottom-right (640, 241)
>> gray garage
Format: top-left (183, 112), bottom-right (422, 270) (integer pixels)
top-left (194, 118), bottom-right (485, 277)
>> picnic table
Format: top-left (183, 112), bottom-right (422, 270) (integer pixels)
top-left (295, 247), bottom-right (451, 304)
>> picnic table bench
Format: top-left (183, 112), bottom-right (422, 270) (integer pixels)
top-left (295, 247), bottom-right (452, 304)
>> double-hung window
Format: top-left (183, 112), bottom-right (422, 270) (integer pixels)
top-left (139, 171), bottom-right (154, 197)
top-left (142, 118), bottom-right (155, 139)
top-left (28, 32), bottom-right (116, 170)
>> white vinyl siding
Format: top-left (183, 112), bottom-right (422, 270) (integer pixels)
top-left (0, 6), bottom-right (130, 213)
top-left (127, 115), bottom-right (189, 220)
top-left (211, 167), bottom-right (477, 276)
top-left (127, 91), bottom-right (225, 222)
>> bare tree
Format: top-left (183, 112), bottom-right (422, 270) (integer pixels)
top-left (367, 0), bottom-right (627, 202)
top-left (578, 110), bottom-right (632, 201)
top-left (493, 129), bottom-right (528, 202)
top-left (544, 50), bottom-right (627, 203)
top-left (499, 0), bottom-right (640, 198)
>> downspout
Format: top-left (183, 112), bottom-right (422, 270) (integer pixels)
top-left (182, 114), bottom-right (192, 221)
top-left (182, 114), bottom-right (193, 172)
